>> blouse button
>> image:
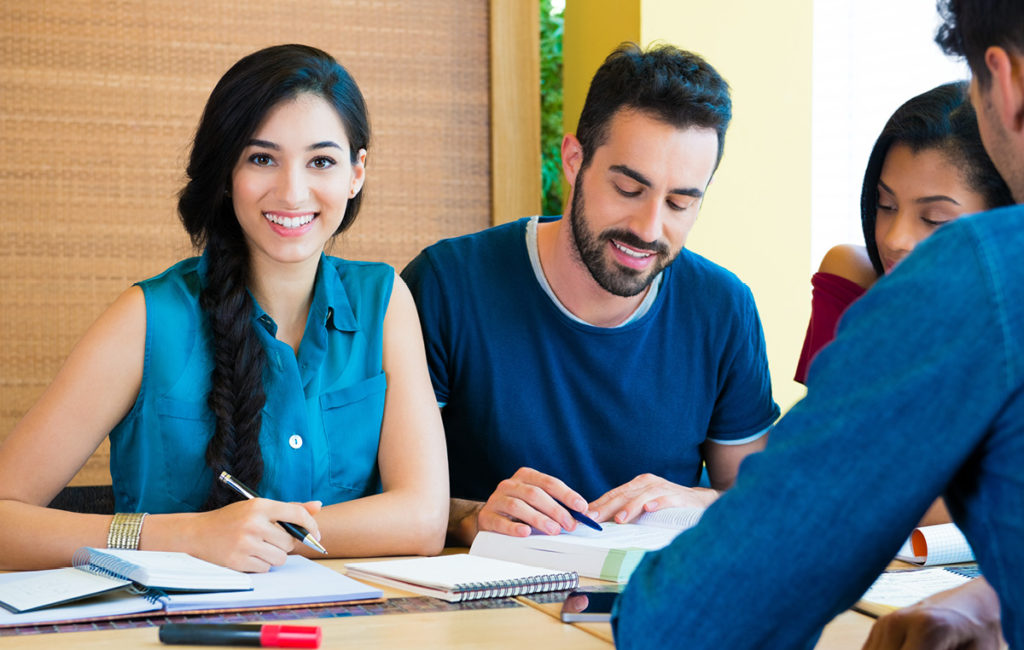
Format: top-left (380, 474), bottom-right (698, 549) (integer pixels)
top-left (288, 434), bottom-right (303, 450)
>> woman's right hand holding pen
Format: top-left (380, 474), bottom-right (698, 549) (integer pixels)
top-left (150, 499), bottom-right (322, 573)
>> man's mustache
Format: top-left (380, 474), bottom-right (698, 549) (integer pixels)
top-left (601, 230), bottom-right (670, 255)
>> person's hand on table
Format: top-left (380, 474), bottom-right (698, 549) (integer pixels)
top-left (862, 577), bottom-right (1003, 650)
top-left (181, 498), bottom-right (322, 573)
top-left (476, 467), bottom-right (590, 537)
top-left (587, 473), bottom-right (719, 524)
top-left (563, 593), bottom-right (591, 614)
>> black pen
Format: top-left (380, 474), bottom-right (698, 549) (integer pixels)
top-left (218, 471), bottom-right (328, 554)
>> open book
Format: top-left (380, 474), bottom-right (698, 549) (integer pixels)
top-left (346, 554), bottom-right (578, 602)
top-left (0, 554), bottom-right (383, 627)
top-left (469, 507), bottom-right (704, 583)
top-left (895, 523), bottom-right (975, 566)
top-left (854, 566), bottom-right (979, 618)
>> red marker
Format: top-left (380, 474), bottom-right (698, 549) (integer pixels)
top-left (159, 623), bottom-right (321, 648)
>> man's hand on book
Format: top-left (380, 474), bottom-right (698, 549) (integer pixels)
top-left (862, 578), bottom-right (1003, 650)
top-left (588, 474), bottom-right (719, 524)
top-left (180, 498), bottom-right (322, 573)
top-left (476, 467), bottom-right (590, 538)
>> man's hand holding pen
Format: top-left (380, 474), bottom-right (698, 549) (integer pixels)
top-left (475, 467), bottom-right (594, 538)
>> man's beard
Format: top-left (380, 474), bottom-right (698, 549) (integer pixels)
top-left (977, 92), bottom-right (1024, 204)
top-left (569, 172), bottom-right (675, 297)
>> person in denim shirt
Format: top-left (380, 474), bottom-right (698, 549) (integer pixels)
top-left (0, 45), bottom-right (448, 572)
top-left (614, 1), bottom-right (1024, 648)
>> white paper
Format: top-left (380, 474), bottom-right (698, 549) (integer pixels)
top-left (0, 571), bottom-right (157, 625)
top-left (0, 568), bottom-right (128, 613)
top-left (633, 507), bottom-right (704, 531)
top-left (895, 524), bottom-right (975, 566)
top-left (861, 568), bottom-right (972, 609)
top-left (161, 555), bottom-right (382, 611)
top-left (560, 522), bottom-right (681, 550)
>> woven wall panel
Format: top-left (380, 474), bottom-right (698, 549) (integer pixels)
top-left (0, 1), bottom-right (490, 485)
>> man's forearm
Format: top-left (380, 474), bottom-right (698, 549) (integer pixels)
top-left (447, 498), bottom-right (484, 546)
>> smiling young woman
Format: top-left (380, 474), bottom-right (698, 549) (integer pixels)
top-left (230, 94), bottom-right (366, 280)
top-left (0, 44), bottom-right (448, 572)
top-left (795, 81), bottom-right (1013, 386)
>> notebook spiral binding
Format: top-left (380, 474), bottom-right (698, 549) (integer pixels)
top-left (451, 572), bottom-right (579, 602)
top-left (945, 565), bottom-right (981, 579)
top-left (71, 548), bottom-right (167, 604)
top-left (72, 548), bottom-right (136, 581)
top-left (128, 584), bottom-right (168, 604)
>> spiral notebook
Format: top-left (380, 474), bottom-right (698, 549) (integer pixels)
top-left (345, 554), bottom-right (579, 603)
top-left (0, 548), bottom-right (252, 613)
top-left (0, 554), bottom-right (383, 627)
top-left (854, 565), bottom-right (980, 618)
top-left (895, 523), bottom-right (975, 566)
top-left (0, 548), bottom-right (252, 614)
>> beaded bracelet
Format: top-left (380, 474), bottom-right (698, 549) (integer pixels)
top-left (107, 512), bottom-right (148, 550)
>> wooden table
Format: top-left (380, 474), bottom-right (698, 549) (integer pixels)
top-left (0, 556), bottom-right (877, 648)
top-left (518, 578), bottom-right (876, 648)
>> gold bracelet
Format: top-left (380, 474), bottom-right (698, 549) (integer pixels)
top-left (107, 512), bottom-right (148, 550)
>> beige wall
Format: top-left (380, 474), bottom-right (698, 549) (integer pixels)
top-left (564, 0), bottom-right (812, 412)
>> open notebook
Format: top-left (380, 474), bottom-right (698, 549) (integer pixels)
top-left (0, 548), bottom-right (252, 613)
top-left (854, 565), bottom-right (980, 618)
top-left (469, 506), bottom-right (704, 582)
top-left (346, 554), bottom-right (578, 602)
top-left (0, 554), bottom-right (382, 627)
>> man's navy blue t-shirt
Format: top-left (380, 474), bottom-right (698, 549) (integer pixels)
top-left (402, 217), bottom-right (779, 501)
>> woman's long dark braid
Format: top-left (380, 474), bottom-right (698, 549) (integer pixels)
top-left (200, 233), bottom-right (267, 510)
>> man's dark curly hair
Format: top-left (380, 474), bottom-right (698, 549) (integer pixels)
top-left (936, 0), bottom-right (1024, 88)
top-left (576, 43), bottom-right (732, 173)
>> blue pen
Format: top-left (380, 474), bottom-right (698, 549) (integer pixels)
top-left (555, 499), bottom-right (603, 531)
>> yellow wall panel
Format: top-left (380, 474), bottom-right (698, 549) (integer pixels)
top-left (565, 0), bottom-right (812, 411)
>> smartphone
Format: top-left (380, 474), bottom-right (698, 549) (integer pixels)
top-left (559, 589), bottom-right (620, 623)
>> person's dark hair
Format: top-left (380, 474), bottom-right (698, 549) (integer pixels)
top-left (575, 42), bottom-right (732, 173)
top-left (936, 0), bottom-right (1024, 89)
top-left (860, 81), bottom-right (1013, 275)
top-left (177, 44), bottom-right (370, 509)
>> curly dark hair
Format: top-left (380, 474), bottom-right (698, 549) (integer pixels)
top-left (576, 42), bottom-right (732, 173)
top-left (936, 0), bottom-right (1024, 89)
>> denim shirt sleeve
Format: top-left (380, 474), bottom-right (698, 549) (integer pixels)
top-left (613, 213), bottom-right (1024, 649)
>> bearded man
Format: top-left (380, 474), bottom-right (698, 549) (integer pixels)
top-left (402, 43), bottom-right (778, 545)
